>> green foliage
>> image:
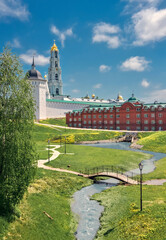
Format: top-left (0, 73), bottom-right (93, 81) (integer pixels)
top-left (137, 131), bottom-right (166, 153)
top-left (0, 47), bottom-right (37, 215)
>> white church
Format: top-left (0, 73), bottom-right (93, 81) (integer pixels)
top-left (27, 41), bottom-right (125, 120)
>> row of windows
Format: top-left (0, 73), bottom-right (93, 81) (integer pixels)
top-left (69, 124), bottom-right (163, 131)
top-left (69, 123), bottom-right (163, 131)
top-left (70, 117), bottom-right (163, 124)
top-left (80, 113), bottom-right (163, 119)
top-left (76, 120), bottom-right (163, 124)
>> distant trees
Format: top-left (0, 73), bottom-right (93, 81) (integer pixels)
top-left (0, 47), bottom-right (37, 215)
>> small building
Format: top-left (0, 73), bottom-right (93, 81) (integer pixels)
top-left (66, 94), bottom-right (166, 131)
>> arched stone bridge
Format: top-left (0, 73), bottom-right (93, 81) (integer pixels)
top-left (79, 166), bottom-right (139, 185)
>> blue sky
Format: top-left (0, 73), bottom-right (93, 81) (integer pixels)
top-left (1, 0), bottom-right (166, 102)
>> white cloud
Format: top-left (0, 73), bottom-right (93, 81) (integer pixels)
top-left (93, 83), bottom-right (102, 89)
top-left (141, 79), bottom-right (150, 87)
top-left (0, 0), bottom-right (29, 21)
top-left (123, 0), bottom-right (161, 14)
top-left (99, 65), bottom-right (111, 73)
top-left (20, 50), bottom-right (49, 66)
top-left (132, 7), bottom-right (166, 45)
top-left (72, 89), bottom-right (80, 93)
top-left (51, 25), bottom-right (74, 47)
top-left (142, 89), bottom-right (166, 102)
top-left (120, 56), bottom-right (150, 71)
top-left (8, 38), bottom-right (21, 48)
top-left (92, 22), bottom-right (121, 48)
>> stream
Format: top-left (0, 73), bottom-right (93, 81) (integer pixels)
top-left (71, 142), bottom-right (166, 240)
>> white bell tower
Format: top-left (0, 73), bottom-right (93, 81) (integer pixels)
top-left (48, 41), bottom-right (63, 97)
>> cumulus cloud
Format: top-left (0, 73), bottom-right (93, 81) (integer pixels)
top-left (141, 79), bottom-right (150, 87)
top-left (51, 25), bottom-right (74, 47)
top-left (72, 89), bottom-right (80, 93)
top-left (123, 0), bottom-right (161, 14)
top-left (93, 83), bottom-right (102, 89)
top-left (120, 56), bottom-right (150, 71)
top-left (0, 0), bottom-right (29, 21)
top-left (142, 89), bottom-right (166, 102)
top-left (99, 65), bottom-right (111, 73)
top-left (92, 22), bottom-right (121, 48)
top-left (20, 50), bottom-right (49, 66)
top-left (8, 38), bottom-right (21, 48)
top-left (132, 7), bottom-right (166, 46)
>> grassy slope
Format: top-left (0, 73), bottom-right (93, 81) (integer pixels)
top-left (39, 118), bottom-right (67, 126)
top-left (138, 131), bottom-right (166, 153)
top-left (0, 169), bottom-right (91, 240)
top-left (93, 184), bottom-right (166, 240)
top-left (47, 144), bottom-right (151, 173)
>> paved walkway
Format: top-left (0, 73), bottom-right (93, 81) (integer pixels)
top-left (38, 145), bottom-right (83, 176)
top-left (38, 145), bottom-right (166, 185)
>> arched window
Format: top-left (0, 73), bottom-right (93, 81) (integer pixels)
top-left (55, 61), bottom-right (58, 67)
top-left (56, 88), bottom-right (59, 95)
top-left (55, 74), bottom-right (58, 80)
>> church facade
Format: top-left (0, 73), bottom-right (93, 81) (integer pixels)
top-left (27, 42), bottom-right (124, 120)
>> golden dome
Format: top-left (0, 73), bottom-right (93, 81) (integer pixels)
top-left (51, 40), bottom-right (58, 52)
top-left (117, 93), bottom-right (123, 101)
top-left (92, 94), bottom-right (95, 99)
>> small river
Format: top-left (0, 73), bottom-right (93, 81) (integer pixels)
top-left (71, 142), bottom-right (166, 240)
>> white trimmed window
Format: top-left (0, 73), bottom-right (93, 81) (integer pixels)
top-left (84, 121), bottom-right (86, 124)
top-left (159, 120), bottom-right (163, 124)
top-left (110, 115), bottom-right (113, 118)
top-left (116, 120), bottom-right (120, 124)
top-left (151, 113), bottom-right (155, 118)
top-left (126, 114), bottom-right (130, 118)
top-left (110, 120), bottom-right (113, 124)
top-left (93, 115), bottom-right (96, 118)
top-left (104, 115), bottom-right (107, 118)
top-left (104, 120), bottom-right (107, 124)
top-left (116, 114), bottom-right (120, 118)
top-left (136, 114), bottom-right (140, 118)
top-left (126, 108), bottom-right (130, 112)
top-left (144, 114), bottom-right (148, 118)
top-left (159, 113), bottom-right (163, 117)
top-left (151, 120), bottom-right (155, 124)
top-left (126, 120), bottom-right (130, 124)
top-left (144, 120), bottom-right (148, 124)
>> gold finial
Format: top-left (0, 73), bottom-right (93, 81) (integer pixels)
top-left (92, 94), bottom-right (95, 99)
top-left (51, 40), bottom-right (58, 52)
top-left (44, 74), bottom-right (47, 79)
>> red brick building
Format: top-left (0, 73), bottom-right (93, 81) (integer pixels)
top-left (66, 95), bottom-right (166, 131)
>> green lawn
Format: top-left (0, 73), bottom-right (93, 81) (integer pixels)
top-left (0, 169), bottom-right (91, 240)
top-left (137, 131), bottom-right (166, 153)
top-left (93, 183), bottom-right (166, 240)
top-left (47, 144), bottom-right (151, 173)
top-left (33, 124), bottom-right (124, 159)
top-left (39, 118), bottom-right (67, 126)
top-left (142, 157), bottom-right (166, 181)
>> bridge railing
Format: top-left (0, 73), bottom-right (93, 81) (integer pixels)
top-left (79, 165), bottom-right (139, 183)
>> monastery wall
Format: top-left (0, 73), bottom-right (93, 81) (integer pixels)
top-left (46, 101), bottom-right (88, 118)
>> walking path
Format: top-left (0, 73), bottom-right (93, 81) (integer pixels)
top-left (38, 145), bottom-right (166, 185)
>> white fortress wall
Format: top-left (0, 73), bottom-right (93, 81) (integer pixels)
top-left (46, 100), bottom-right (88, 118)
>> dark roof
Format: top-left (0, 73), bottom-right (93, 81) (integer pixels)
top-left (27, 69), bottom-right (43, 80)
top-left (27, 56), bottom-right (43, 80)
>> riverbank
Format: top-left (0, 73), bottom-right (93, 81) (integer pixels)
top-left (93, 183), bottom-right (166, 240)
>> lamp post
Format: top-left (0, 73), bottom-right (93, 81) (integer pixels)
top-left (48, 140), bottom-right (50, 162)
top-left (65, 136), bottom-right (66, 154)
top-left (139, 162), bottom-right (143, 211)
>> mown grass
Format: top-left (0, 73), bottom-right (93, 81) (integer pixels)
top-left (142, 157), bottom-right (166, 181)
top-left (39, 117), bottom-right (67, 126)
top-left (0, 169), bottom-right (91, 240)
top-left (93, 184), bottom-right (166, 240)
top-left (47, 144), bottom-right (151, 173)
top-left (137, 131), bottom-right (166, 153)
top-left (33, 124), bottom-right (124, 159)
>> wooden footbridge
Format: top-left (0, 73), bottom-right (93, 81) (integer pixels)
top-left (79, 165), bottom-right (139, 185)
